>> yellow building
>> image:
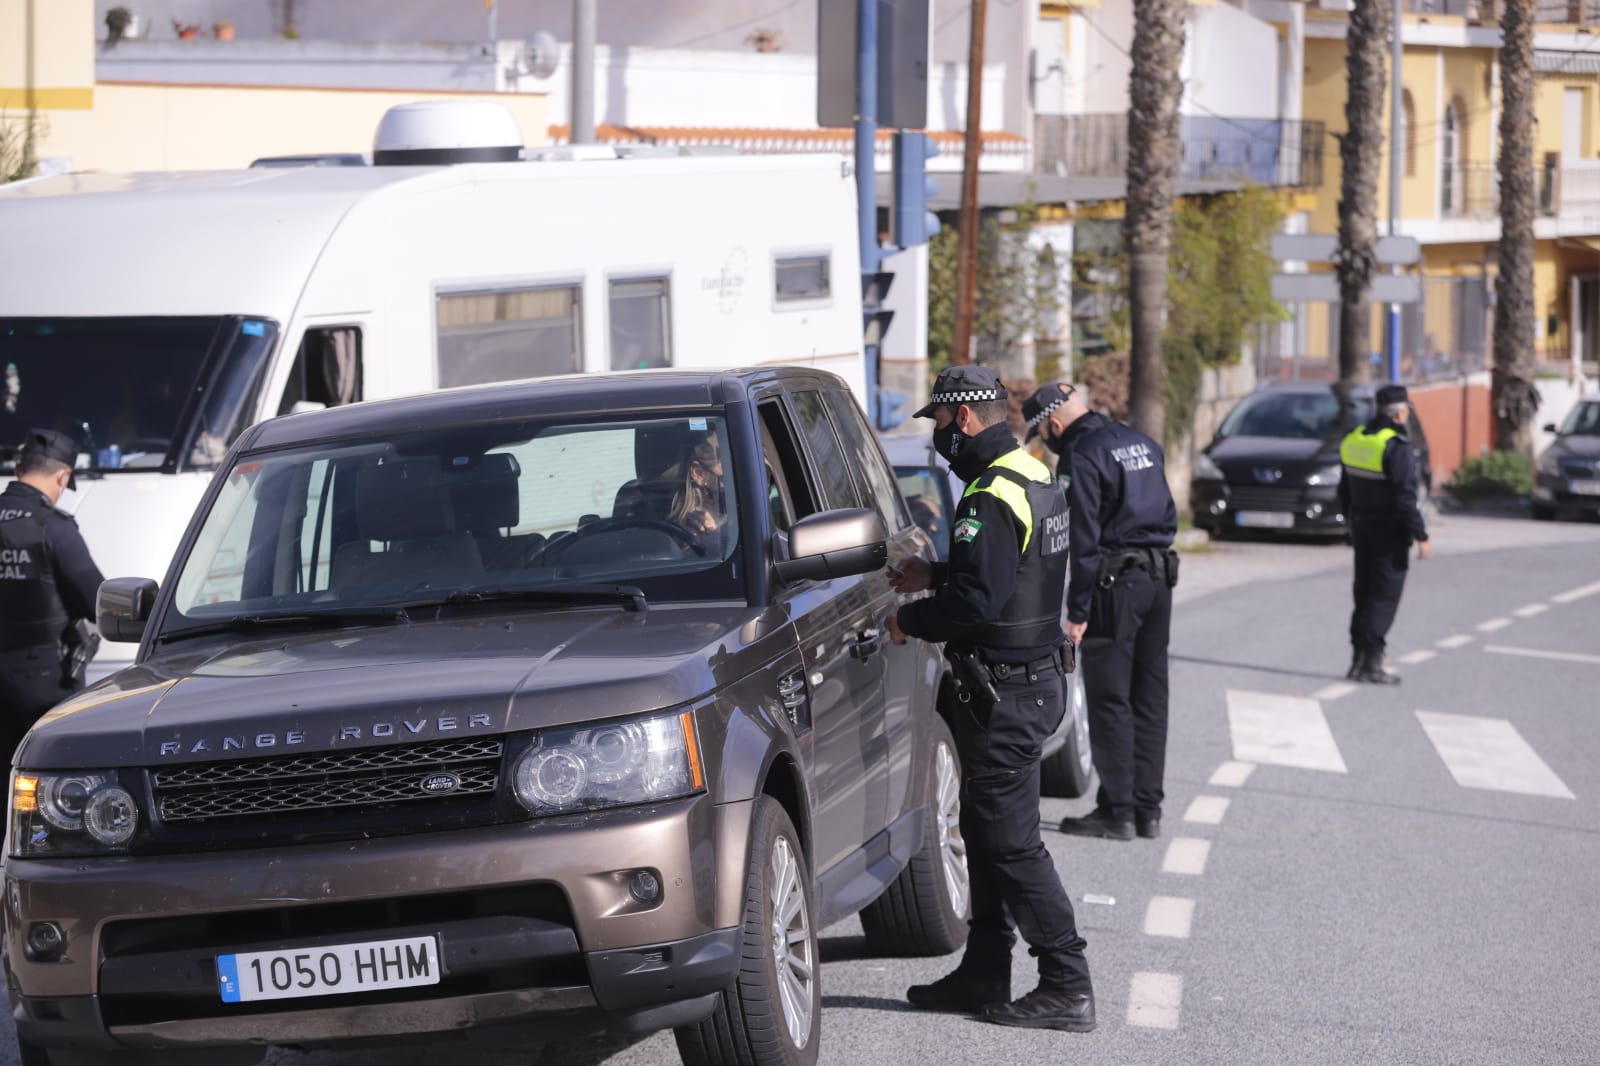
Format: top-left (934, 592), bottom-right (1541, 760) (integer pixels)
top-left (1302, 3), bottom-right (1600, 373)
top-left (1, 0), bottom-right (549, 175)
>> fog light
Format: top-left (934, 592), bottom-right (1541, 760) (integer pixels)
top-left (1209, 499), bottom-right (1227, 515)
top-left (628, 869), bottom-right (662, 905)
top-left (1305, 503), bottom-right (1324, 519)
top-left (27, 922), bottom-right (64, 961)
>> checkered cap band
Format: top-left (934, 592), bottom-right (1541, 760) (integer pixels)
top-left (929, 389), bottom-right (1001, 405)
top-left (1026, 399), bottom-right (1065, 429)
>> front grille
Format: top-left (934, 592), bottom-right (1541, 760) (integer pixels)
top-left (153, 738), bottom-right (505, 825)
top-left (1227, 486), bottom-right (1304, 511)
top-left (1560, 460), bottom-right (1599, 478)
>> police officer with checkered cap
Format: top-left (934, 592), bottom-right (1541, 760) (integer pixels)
top-left (1025, 382), bottom-right (1178, 845)
top-left (885, 365), bottom-right (1097, 1033)
top-left (0, 429), bottom-right (105, 766)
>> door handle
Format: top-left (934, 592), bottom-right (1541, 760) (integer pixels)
top-left (848, 628), bottom-right (881, 661)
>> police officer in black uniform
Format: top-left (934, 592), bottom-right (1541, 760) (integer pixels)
top-left (0, 429), bottom-right (105, 764)
top-left (1338, 383), bottom-right (1431, 685)
top-left (1025, 383), bottom-right (1178, 843)
top-left (884, 366), bottom-right (1096, 1034)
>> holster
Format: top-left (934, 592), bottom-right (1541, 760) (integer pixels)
top-left (1098, 548), bottom-right (1180, 590)
top-left (58, 619), bottom-right (100, 688)
top-left (949, 651), bottom-right (999, 708)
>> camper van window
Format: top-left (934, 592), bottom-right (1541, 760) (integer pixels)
top-left (278, 327), bottom-right (363, 415)
top-left (774, 254), bottom-right (831, 303)
top-left (436, 284), bottom-right (582, 388)
top-left (609, 277), bottom-right (672, 371)
top-left (0, 316), bottom-right (237, 474)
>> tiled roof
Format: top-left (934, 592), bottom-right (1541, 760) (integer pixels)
top-left (546, 124), bottom-right (1029, 155)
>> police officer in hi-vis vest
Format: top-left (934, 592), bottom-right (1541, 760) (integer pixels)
top-left (0, 429), bottom-right (105, 763)
top-left (1338, 384), bottom-right (1431, 685)
top-left (884, 365), bottom-right (1096, 1035)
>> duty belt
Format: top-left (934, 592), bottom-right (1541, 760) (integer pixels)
top-left (987, 653), bottom-right (1062, 682)
top-left (1098, 547), bottom-right (1167, 587)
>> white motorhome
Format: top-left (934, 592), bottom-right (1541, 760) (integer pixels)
top-left (0, 102), bottom-right (865, 673)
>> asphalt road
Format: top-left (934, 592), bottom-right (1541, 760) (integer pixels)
top-left (6, 512), bottom-right (1599, 1065)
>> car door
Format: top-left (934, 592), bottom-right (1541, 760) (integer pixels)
top-left (759, 395), bottom-right (887, 877)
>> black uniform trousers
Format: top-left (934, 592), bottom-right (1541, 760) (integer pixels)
top-left (953, 655), bottom-right (1092, 994)
top-left (0, 644), bottom-right (74, 768)
top-left (1349, 535), bottom-right (1410, 659)
top-left (1081, 568), bottom-right (1172, 823)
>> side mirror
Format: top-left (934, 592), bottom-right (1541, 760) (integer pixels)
top-left (1542, 423), bottom-right (1558, 434)
top-left (773, 508), bottom-right (888, 585)
top-left (97, 577), bottom-right (159, 643)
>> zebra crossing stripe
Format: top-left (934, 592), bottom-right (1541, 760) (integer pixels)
top-left (1415, 711), bottom-right (1574, 799)
top-left (1226, 690), bottom-right (1347, 773)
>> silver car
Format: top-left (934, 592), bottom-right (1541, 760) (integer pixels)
top-left (880, 432), bottom-right (1094, 799)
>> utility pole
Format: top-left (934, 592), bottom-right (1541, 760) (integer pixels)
top-left (951, 0), bottom-right (987, 366)
top-left (571, 0), bottom-right (596, 144)
top-left (854, 0), bottom-right (882, 415)
top-left (1386, 0), bottom-right (1403, 383)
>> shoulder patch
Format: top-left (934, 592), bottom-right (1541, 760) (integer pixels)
top-left (953, 516), bottom-right (983, 543)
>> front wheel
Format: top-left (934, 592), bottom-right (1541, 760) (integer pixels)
top-left (1041, 664), bottom-right (1094, 799)
top-left (676, 797), bottom-right (819, 1066)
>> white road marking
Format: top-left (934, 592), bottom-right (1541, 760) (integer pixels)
top-left (1127, 972), bottom-right (1183, 1030)
top-left (1397, 649), bottom-right (1436, 665)
top-left (1484, 644), bottom-right (1600, 667)
top-left (1226, 690), bottom-right (1348, 773)
top-left (1416, 711), bottom-right (1574, 799)
top-left (1143, 897), bottom-right (1195, 939)
top-left (1436, 634), bottom-right (1475, 649)
top-left (1162, 838), bottom-right (1211, 876)
top-left (1553, 579), bottom-right (1600, 604)
top-left (1313, 682), bottom-right (1358, 701)
top-left (1476, 618), bottom-right (1512, 633)
top-left (1183, 796), bottom-right (1231, 825)
top-left (1208, 760), bottom-right (1256, 788)
top-left (1513, 604), bottom-right (1549, 619)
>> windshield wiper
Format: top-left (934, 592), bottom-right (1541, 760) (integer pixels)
top-left (431, 583), bottom-right (649, 614)
top-left (157, 605), bottom-right (412, 643)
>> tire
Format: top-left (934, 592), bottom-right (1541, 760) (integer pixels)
top-left (676, 796), bottom-right (819, 1066)
top-left (859, 715), bottom-right (969, 957)
top-left (1040, 664), bottom-right (1094, 799)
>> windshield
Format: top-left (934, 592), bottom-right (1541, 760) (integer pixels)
top-left (1559, 401), bottom-right (1600, 436)
top-left (0, 316), bottom-right (276, 474)
top-left (1218, 390), bottom-right (1374, 440)
top-left (168, 414), bottom-right (743, 629)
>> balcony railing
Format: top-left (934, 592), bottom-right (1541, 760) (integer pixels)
top-left (1034, 114), bottom-right (1326, 189)
top-left (1403, 0), bottom-right (1600, 23)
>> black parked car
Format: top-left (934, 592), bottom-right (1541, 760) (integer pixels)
top-left (1191, 382), bottom-right (1432, 538)
top-left (1533, 398), bottom-right (1600, 520)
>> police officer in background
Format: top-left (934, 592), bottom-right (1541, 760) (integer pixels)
top-left (1026, 383), bottom-right (1178, 843)
top-left (0, 429), bottom-right (104, 763)
top-left (1338, 384), bottom-right (1430, 685)
top-left (884, 365), bottom-right (1096, 1034)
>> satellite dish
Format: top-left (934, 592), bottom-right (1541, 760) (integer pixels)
top-left (525, 31), bottom-right (560, 80)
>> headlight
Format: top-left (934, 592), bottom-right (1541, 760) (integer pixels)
top-left (1538, 452), bottom-right (1560, 477)
top-left (511, 709), bottom-right (704, 815)
top-left (1307, 463), bottom-right (1343, 487)
top-left (11, 770), bottom-right (141, 857)
top-left (1193, 452), bottom-right (1224, 480)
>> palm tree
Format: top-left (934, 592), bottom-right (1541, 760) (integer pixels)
top-left (1494, 0), bottom-right (1539, 457)
top-left (1335, 0), bottom-right (1389, 385)
top-left (1124, 0), bottom-right (1186, 442)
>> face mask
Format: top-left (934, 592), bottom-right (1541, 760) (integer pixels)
top-left (932, 422), bottom-right (964, 464)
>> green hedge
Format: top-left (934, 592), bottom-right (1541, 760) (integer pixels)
top-left (1446, 451), bottom-right (1533, 500)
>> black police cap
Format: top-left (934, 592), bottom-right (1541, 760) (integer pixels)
top-left (1375, 384), bottom-right (1409, 407)
top-left (913, 365), bottom-right (1008, 419)
top-left (18, 428), bottom-right (79, 490)
top-left (1022, 382), bottom-right (1078, 441)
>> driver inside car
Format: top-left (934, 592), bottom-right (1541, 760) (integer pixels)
top-left (669, 431), bottom-right (726, 543)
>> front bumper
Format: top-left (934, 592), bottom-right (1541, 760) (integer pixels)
top-left (1533, 473), bottom-right (1600, 514)
top-left (1190, 480), bottom-right (1345, 535)
top-left (5, 795), bottom-right (751, 1053)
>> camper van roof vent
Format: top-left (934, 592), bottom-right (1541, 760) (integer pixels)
top-left (373, 101), bottom-right (524, 166)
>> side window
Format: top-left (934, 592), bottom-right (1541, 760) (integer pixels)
top-left (791, 390), bottom-right (863, 510)
top-left (436, 283), bottom-right (582, 388)
top-left (822, 389), bottom-right (909, 531)
top-left (278, 327), bottom-right (362, 416)
top-left (759, 423), bottom-right (796, 534)
top-left (758, 399), bottom-right (820, 520)
top-left (609, 277), bottom-right (671, 370)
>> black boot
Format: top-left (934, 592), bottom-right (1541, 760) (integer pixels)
top-left (1356, 651), bottom-right (1401, 686)
top-left (1345, 650), bottom-right (1364, 681)
top-left (982, 986), bottom-right (1097, 1032)
top-left (906, 966), bottom-right (1010, 1014)
top-left (1057, 808), bottom-right (1133, 841)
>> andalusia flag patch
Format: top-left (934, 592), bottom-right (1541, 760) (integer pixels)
top-left (953, 516), bottom-right (983, 543)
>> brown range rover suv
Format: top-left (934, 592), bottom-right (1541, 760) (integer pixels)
top-left (4, 369), bottom-right (968, 1066)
